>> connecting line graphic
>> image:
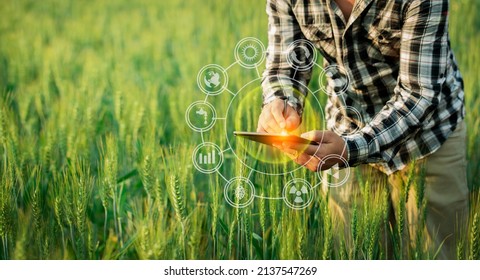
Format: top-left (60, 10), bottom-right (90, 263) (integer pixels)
top-left (292, 68), bottom-right (298, 80)
top-left (187, 36), bottom-right (357, 210)
top-left (216, 170), bottom-right (229, 183)
top-left (247, 169), bottom-right (254, 180)
top-left (224, 60), bottom-right (238, 71)
top-left (224, 88), bottom-right (237, 96)
top-left (254, 195), bottom-right (284, 200)
top-left (255, 65), bottom-right (262, 79)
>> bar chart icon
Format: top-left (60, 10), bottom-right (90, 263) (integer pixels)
top-left (192, 142), bottom-right (223, 174)
top-left (198, 150), bottom-right (217, 165)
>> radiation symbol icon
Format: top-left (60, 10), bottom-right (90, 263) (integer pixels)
top-left (283, 179), bottom-right (314, 210)
top-left (290, 185), bottom-right (309, 204)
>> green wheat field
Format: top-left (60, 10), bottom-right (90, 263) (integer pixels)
top-left (1, 0), bottom-right (479, 260)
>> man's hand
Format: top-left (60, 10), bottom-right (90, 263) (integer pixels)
top-left (275, 130), bottom-right (348, 172)
top-left (257, 99), bottom-right (301, 133)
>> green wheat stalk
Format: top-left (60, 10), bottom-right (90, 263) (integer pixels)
top-left (470, 212), bottom-right (479, 259)
top-left (168, 175), bottom-right (187, 259)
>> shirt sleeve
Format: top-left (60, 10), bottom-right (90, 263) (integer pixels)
top-left (342, 0), bottom-right (450, 166)
top-left (261, 0), bottom-right (313, 116)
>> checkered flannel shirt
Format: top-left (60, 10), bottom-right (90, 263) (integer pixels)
top-left (261, 0), bottom-right (465, 174)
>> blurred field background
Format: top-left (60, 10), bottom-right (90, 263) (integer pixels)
top-left (0, 0), bottom-right (479, 259)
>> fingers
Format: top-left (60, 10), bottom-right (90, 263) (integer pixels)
top-left (257, 110), bottom-right (277, 133)
top-left (275, 130), bottom-right (348, 172)
top-left (275, 146), bottom-right (298, 158)
top-left (273, 144), bottom-right (321, 172)
top-left (257, 99), bottom-right (301, 134)
top-left (285, 106), bottom-right (301, 131)
top-left (293, 153), bottom-right (320, 172)
top-left (256, 112), bottom-right (269, 132)
top-left (257, 122), bottom-right (278, 133)
top-left (265, 115), bottom-right (283, 133)
top-left (279, 130), bottom-right (333, 156)
top-left (301, 130), bottom-right (334, 142)
top-left (283, 142), bottom-right (321, 156)
top-left (271, 142), bottom-right (330, 172)
top-left (271, 104), bottom-right (286, 129)
top-left (256, 122), bottom-right (267, 132)
top-left (260, 102), bottom-right (281, 133)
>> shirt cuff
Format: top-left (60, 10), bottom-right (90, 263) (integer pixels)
top-left (341, 133), bottom-right (370, 167)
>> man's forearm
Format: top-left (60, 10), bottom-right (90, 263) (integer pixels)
top-left (262, 0), bottom-right (312, 116)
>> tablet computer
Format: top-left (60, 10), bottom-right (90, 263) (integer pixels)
top-left (233, 131), bottom-right (319, 146)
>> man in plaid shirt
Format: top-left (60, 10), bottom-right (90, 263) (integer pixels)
top-left (258, 0), bottom-right (468, 259)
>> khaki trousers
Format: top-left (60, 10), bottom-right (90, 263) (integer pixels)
top-left (323, 121), bottom-right (469, 259)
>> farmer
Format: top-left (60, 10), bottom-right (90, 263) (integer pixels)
top-left (258, 0), bottom-right (468, 259)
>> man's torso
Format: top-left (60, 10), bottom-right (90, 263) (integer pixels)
top-left (290, 0), bottom-right (465, 173)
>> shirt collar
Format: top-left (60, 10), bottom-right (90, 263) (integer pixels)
top-left (328, 0), bottom-right (375, 29)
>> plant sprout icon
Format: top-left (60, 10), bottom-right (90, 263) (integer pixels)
top-left (290, 185), bottom-right (308, 203)
top-left (196, 107), bottom-right (208, 125)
